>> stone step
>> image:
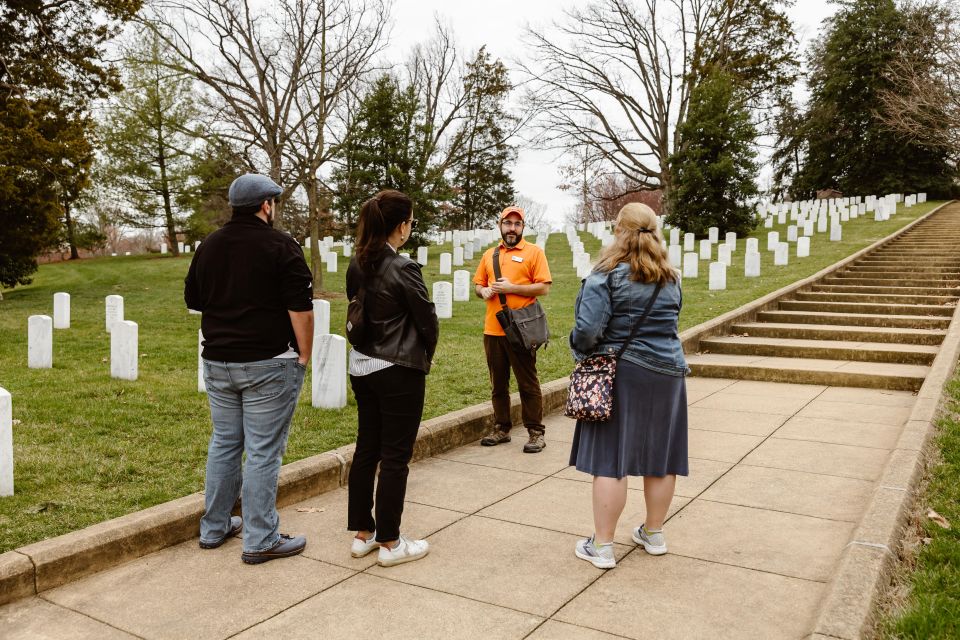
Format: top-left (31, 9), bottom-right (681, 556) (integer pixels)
top-left (821, 276), bottom-right (960, 288)
top-left (686, 354), bottom-right (928, 391)
top-left (869, 250), bottom-right (957, 257)
top-left (855, 259), bottom-right (960, 266)
top-left (839, 270), bottom-right (960, 281)
top-left (811, 284), bottom-right (960, 296)
top-left (756, 309), bottom-right (951, 329)
top-left (730, 322), bottom-right (947, 345)
top-left (700, 335), bottom-right (937, 365)
top-left (846, 266), bottom-right (960, 274)
top-left (796, 291), bottom-right (958, 305)
top-left (779, 299), bottom-right (956, 317)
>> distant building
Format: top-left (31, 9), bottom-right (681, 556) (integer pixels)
top-left (816, 188), bottom-right (843, 200)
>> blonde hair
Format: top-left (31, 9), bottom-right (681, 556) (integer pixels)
top-left (595, 203), bottom-right (677, 284)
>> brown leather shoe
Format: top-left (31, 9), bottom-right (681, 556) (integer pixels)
top-left (523, 430), bottom-right (546, 453)
top-left (241, 534), bottom-right (306, 564)
top-left (481, 427), bottom-right (512, 446)
top-left (199, 516), bottom-right (242, 549)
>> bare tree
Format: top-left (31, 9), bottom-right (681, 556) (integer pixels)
top-left (141, 0), bottom-right (388, 233)
top-left (520, 0), bottom-right (796, 209)
top-left (514, 194), bottom-right (549, 233)
top-left (879, 0), bottom-right (960, 163)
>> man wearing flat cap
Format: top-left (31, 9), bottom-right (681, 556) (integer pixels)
top-left (474, 205), bottom-right (553, 453)
top-left (185, 173), bottom-right (314, 564)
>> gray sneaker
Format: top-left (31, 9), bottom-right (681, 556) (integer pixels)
top-left (523, 430), bottom-right (545, 453)
top-left (575, 536), bottom-right (616, 569)
top-left (481, 428), bottom-right (511, 446)
top-left (632, 524), bottom-right (667, 555)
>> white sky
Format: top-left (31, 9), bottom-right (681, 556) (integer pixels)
top-left (387, 0), bottom-right (837, 226)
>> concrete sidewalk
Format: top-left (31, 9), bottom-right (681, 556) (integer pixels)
top-left (1, 376), bottom-right (916, 639)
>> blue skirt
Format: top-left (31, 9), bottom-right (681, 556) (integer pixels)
top-left (569, 359), bottom-right (688, 478)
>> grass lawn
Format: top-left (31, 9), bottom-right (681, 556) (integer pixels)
top-left (0, 200), bottom-right (944, 552)
top-left (878, 373), bottom-right (960, 639)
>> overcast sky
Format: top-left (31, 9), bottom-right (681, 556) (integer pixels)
top-left (387, 0), bottom-right (837, 226)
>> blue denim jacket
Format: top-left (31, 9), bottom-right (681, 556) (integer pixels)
top-left (569, 262), bottom-right (688, 377)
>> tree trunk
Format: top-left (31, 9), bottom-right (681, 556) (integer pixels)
top-left (64, 201), bottom-right (80, 260)
top-left (306, 177), bottom-right (323, 294)
top-left (155, 107), bottom-right (179, 257)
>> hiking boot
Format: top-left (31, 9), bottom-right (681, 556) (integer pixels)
top-left (632, 524), bottom-right (667, 555)
top-left (481, 427), bottom-right (512, 446)
top-left (523, 430), bottom-right (546, 453)
top-left (199, 515), bottom-right (242, 549)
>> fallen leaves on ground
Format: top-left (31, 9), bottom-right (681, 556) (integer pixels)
top-left (295, 507), bottom-right (325, 513)
top-left (927, 509), bottom-right (951, 529)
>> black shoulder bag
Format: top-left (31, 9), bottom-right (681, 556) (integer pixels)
top-left (564, 279), bottom-right (663, 422)
top-left (492, 246), bottom-right (550, 351)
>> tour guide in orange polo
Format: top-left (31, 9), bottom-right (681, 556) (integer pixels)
top-left (474, 206), bottom-right (553, 453)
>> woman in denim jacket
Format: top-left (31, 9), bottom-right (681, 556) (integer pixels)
top-left (569, 202), bottom-right (688, 569)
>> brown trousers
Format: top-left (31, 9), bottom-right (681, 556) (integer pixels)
top-left (483, 335), bottom-right (544, 433)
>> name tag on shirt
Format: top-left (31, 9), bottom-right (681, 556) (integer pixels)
top-left (511, 256), bottom-right (524, 263)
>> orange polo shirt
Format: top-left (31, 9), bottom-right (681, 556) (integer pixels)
top-left (473, 238), bottom-right (553, 336)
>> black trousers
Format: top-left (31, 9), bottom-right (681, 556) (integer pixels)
top-left (483, 335), bottom-right (544, 433)
top-left (347, 364), bottom-right (426, 542)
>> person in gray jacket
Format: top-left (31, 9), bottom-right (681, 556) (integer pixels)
top-left (568, 202), bottom-right (689, 570)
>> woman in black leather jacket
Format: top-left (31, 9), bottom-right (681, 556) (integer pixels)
top-left (344, 189), bottom-right (439, 567)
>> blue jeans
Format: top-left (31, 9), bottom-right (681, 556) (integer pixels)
top-left (200, 358), bottom-right (306, 552)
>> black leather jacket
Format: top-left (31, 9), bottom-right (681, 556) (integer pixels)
top-left (346, 249), bottom-right (439, 374)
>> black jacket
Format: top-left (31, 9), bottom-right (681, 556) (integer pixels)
top-left (184, 215), bottom-right (313, 362)
top-left (346, 249), bottom-right (439, 374)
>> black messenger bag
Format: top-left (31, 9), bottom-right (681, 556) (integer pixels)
top-left (492, 247), bottom-right (550, 351)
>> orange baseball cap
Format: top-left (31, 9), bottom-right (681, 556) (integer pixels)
top-left (500, 206), bottom-right (525, 221)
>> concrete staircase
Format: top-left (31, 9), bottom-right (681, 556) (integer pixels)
top-left (687, 204), bottom-right (960, 391)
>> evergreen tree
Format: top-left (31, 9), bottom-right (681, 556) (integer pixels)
top-left (179, 139), bottom-right (248, 241)
top-left (666, 69), bottom-right (759, 236)
top-left (449, 48), bottom-right (516, 230)
top-left (97, 34), bottom-right (198, 256)
top-left (794, 0), bottom-right (956, 198)
top-left (769, 90), bottom-right (806, 201)
top-left (332, 75), bottom-right (449, 238)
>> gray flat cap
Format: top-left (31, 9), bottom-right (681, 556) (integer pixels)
top-left (228, 173), bottom-right (283, 208)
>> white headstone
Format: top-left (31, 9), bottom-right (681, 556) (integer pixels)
top-left (797, 236), bottom-right (811, 258)
top-left (160, 243), bottom-right (168, 255)
top-left (105, 295), bottom-right (124, 333)
top-left (305, 237), bottom-right (311, 249)
top-left (433, 282), bottom-right (453, 319)
top-left (182, 246), bottom-right (189, 255)
top-left (464, 241), bottom-right (475, 260)
top-left (668, 244), bottom-right (682, 269)
top-left (717, 244), bottom-right (732, 267)
top-left (28, 315), bottom-right (52, 369)
top-left (817, 215), bottom-right (828, 233)
top-left (725, 232), bottom-right (737, 249)
top-left (343, 244), bottom-right (352, 257)
top-left (774, 242), bottom-right (789, 266)
top-left (417, 246), bottom-right (429, 266)
top-left (178, 242), bottom-right (185, 253)
top-left (767, 232), bottom-right (780, 251)
top-left (453, 246), bottom-right (464, 266)
top-left (746, 238), bottom-right (759, 254)
top-left (453, 270), bottom-right (470, 302)
top-left (682, 253), bottom-right (699, 278)
top-left (111, 320), bottom-right (138, 381)
top-left (324, 252), bottom-right (337, 273)
top-left (439, 253), bottom-right (452, 275)
top-left (764, 217), bottom-right (774, 228)
top-left (708, 227), bottom-right (719, 243)
top-left (683, 233), bottom-right (695, 252)
top-left (53, 292), bottom-right (70, 329)
top-left (803, 220), bottom-right (814, 237)
top-left (0, 387), bottom-right (11, 496)
top-left (669, 228), bottom-right (680, 246)
top-left (787, 225), bottom-right (798, 242)
top-left (313, 299), bottom-right (330, 336)
top-left (312, 335), bottom-right (347, 409)
top-left (708, 262), bottom-right (727, 290)
top-left (198, 330), bottom-right (206, 393)
top-left (830, 224), bottom-right (842, 242)
top-left (744, 251), bottom-right (761, 277)
top-left (699, 239), bottom-right (712, 261)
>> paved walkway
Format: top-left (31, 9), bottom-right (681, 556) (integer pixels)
top-left (2, 377), bottom-right (917, 639)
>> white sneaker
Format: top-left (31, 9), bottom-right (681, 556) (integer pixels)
top-left (632, 524), bottom-right (667, 555)
top-left (377, 535), bottom-right (429, 567)
top-left (575, 536), bottom-right (616, 569)
top-left (351, 532), bottom-right (379, 558)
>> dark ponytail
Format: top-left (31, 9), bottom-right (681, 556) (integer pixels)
top-left (355, 190), bottom-right (413, 274)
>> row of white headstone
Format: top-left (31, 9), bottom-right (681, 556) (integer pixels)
top-left (27, 293), bottom-right (138, 380)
